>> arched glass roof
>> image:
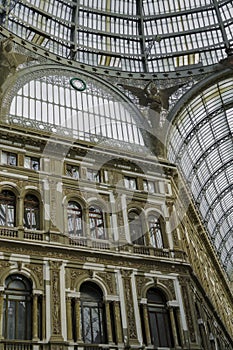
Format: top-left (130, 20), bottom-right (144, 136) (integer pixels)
top-left (167, 74), bottom-right (233, 280)
top-left (1, 0), bottom-right (233, 78)
top-left (1, 66), bottom-right (147, 152)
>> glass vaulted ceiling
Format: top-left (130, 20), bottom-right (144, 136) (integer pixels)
top-left (0, 0), bottom-right (233, 78)
top-left (168, 75), bottom-right (233, 279)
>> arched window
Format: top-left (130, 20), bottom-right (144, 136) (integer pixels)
top-left (24, 194), bottom-right (40, 230)
top-left (79, 282), bottom-right (107, 344)
top-left (128, 210), bottom-right (145, 245)
top-left (3, 274), bottom-right (32, 340)
top-left (148, 215), bottom-right (164, 248)
top-left (89, 206), bottom-right (106, 239)
top-left (0, 190), bottom-right (16, 227)
top-left (67, 201), bottom-right (83, 237)
top-left (146, 288), bottom-right (173, 347)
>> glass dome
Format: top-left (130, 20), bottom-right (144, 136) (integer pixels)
top-left (0, 0), bottom-right (232, 79)
top-left (167, 72), bottom-right (233, 279)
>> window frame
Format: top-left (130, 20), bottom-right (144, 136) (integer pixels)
top-left (79, 282), bottom-right (107, 344)
top-left (65, 163), bottom-right (80, 179)
top-left (2, 151), bottom-right (17, 166)
top-left (148, 214), bottom-right (164, 249)
top-left (124, 176), bottom-right (137, 190)
top-left (89, 205), bottom-right (106, 240)
top-left (24, 156), bottom-right (40, 171)
top-left (67, 200), bottom-right (83, 237)
top-left (146, 288), bottom-right (174, 348)
top-left (87, 169), bottom-right (100, 182)
top-left (3, 274), bottom-right (33, 340)
top-left (23, 194), bottom-right (40, 230)
top-left (0, 190), bottom-right (16, 227)
top-left (128, 209), bottom-right (145, 245)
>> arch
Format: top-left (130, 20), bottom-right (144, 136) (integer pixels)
top-left (63, 193), bottom-right (87, 209)
top-left (0, 183), bottom-right (20, 197)
top-left (145, 287), bottom-right (174, 347)
top-left (87, 197), bottom-right (110, 213)
top-left (79, 281), bottom-right (107, 344)
top-left (2, 65), bottom-right (147, 149)
top-left (2, 273), bottom-right (33, 340)
top-left (142, 281), bottom-right (174, 302)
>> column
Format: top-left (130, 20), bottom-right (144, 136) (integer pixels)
top-left (175, 308), bottom-right (185, 347)
top-left (0, 292), bottom-right (4, 340)
top-left (75, 298), bottom-right (82, 342)
top-left (66, 297), bottom-right (73, 341)
top-left (105, 300), bottom-right (113, 343)
top-left (18, 195), bottom-right (24, 238)
top-left (42, 295), bottom-right (46, 340)
top-left (142, 302), bottom-right (151, 346)
top-left (32, 294), bottom-right (39, 340)
top-left (113, 301), bottom-right (123, 344)
top-left (168, 306), bottom-right (179, 347)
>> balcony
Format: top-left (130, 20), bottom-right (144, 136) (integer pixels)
top-left (0, 227), bottom-right (187, 262)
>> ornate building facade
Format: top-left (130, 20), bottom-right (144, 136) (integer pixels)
top-left (0, 1), bottom-right (232, 350)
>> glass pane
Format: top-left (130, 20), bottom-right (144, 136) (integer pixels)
top-left (7, 300), bottom-right (16, 339)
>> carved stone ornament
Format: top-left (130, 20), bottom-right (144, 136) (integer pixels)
top-left (97, 271), bottom-right (116, 294)
top-left (160, 279), bottom-right (176, 299)
top-left (25, 263), bottom-right (44, 288)
top-left (51, 267), bottom-right (61, 335)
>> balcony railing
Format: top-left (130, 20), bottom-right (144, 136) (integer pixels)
top-left (0, 227), bottom-right (187, 261)
top-left (2, 341), bottom-right (32, 350)
top-left (0, 227), bottom-right (18, 238)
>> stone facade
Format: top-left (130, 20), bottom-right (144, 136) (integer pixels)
top-left (0, 123), bottom-right (232, 350)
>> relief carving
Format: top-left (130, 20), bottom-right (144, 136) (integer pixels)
top-left (97, 271), bottom-right (115, 294)
top-left (50, 261), bottom-right (62, 335)
top-left (68, 268), bottom-right (85, 290)
top-left (136, 275), bottom-right (151, 298)
top-left (160, 279), bottom-right (176, 299)
top-left (25, 263), bottom-right (44, 288)
top-left (122, 271), bottom-right (137, 340)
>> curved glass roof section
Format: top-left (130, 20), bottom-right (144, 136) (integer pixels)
top-left (2, 67), bottom-right (145, 150)
top-left (1, 0), bottom-right (233, 78)
top-left (167, 76), bottom-right (233, 280)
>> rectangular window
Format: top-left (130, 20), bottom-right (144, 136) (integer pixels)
top-left (143, 180), bottom-right (155, 193)
top-left (65, 164), bottom-right (80, 179)
top-left (87, 169), bottom-right (100, 182)
top-left (2, 151), bottom-right (17, 166)
top-left (124, 176), bottom-right (137, 190)
top-left (24, 156), bottom-right (40, 171)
